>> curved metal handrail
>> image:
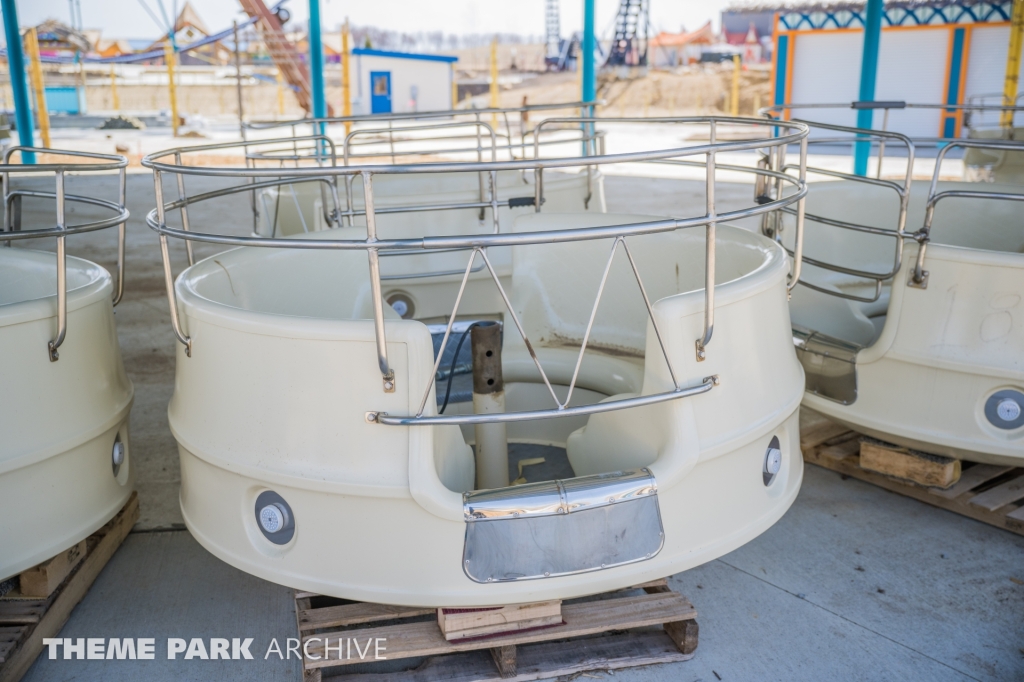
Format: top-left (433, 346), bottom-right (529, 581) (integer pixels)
top-left (143, 116), bottom-right (809, 426)
top-left (1, 147), bottom-right (129, 360)
top-left (754, 119), bottom-right (915, 302)
top-left (242, 100), bottom-right (603, 132)
top-left (912, 138), bottom-right (1024, 285)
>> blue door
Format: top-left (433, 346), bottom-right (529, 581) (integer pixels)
top-left (370, 71), bottom-right (392, 114)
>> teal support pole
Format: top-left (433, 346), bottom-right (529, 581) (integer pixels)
top-left (581, 0), bottom-right (596, 154)
top-left (2, 0), bottom-right (35, 162)
top-left (308, 0), bottom-right (326, 122)
top-left (854, 0), bottom-right (883, 176)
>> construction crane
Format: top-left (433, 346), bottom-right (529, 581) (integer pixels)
top-left (544, 0), bottom-right (561, 70)
top-left (237, 0), bottom-right (333, 115)
top-left (605, 0), bottom-right (649, 68)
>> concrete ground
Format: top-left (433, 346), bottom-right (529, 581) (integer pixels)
top-left (8, 172), bottom-right (1024, 681)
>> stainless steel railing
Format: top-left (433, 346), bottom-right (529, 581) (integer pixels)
top-left (752, 116), bottom-right (915, 303)
top-left (911, 138), bottom-right (1024, 287)
top-left (142, 116), bottom-right (809, 425)
top-left (1, 147), bottom-right (129, 361)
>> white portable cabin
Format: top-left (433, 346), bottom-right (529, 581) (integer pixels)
top-left (772, 0), bottom-right (1024, 137)
top-left (351, 48), bottom-right (457, 116)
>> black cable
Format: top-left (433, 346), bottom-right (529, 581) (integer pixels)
top-left (439, 322), bottom-right (481, 414)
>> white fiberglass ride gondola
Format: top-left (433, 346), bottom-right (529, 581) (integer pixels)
top-left (145, 117), bottom-right (809, 606)
top-left (0, 149), bottom-right (133, 581)
top-left (764, 123), bottom-right (1024, 465)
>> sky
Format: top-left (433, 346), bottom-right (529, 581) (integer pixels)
top-left (1, 0), bottom-right (735, 43)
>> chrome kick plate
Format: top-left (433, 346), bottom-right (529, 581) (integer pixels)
top-left (462, 469), bottom-right (665, 583)
top-left (792, 326), bottom-right (859, 405)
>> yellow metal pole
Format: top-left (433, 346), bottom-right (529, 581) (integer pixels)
top-left (490, 37), bottom-right (499, 128)
top-left (452, 76), bottom-right (458, 109)
top-left (731, 54), bottom-right (741, 116)
top-left (25, 28), bottom-right (50, 148)
top-left (276, 69), bottom-right (285, 116)
top-left (342, 19), bottom-right (352, 136)
top-left (110, 66), bottom-right (120, 111)
top-left (164, 42), bottom-right (179, 137)
top-left (1002, 0), bottom-right (1024, 129)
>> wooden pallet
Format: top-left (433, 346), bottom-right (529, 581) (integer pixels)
top-left (294, 579), bottom-right (697, 681)
top-left (801, 414), bottom-right (1024, 537)
top-left (0, 492), bottom-right (139, 682)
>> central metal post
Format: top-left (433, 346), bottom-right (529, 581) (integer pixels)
top-left (854, 0), bottom-right (884, 176)
top-left (472, 321), bottom-right (508, 489)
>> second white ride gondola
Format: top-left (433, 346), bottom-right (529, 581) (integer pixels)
top-left (144, 116), bottom-right (810, 606)
top-left (762, 121), bottom-right (1024, 466)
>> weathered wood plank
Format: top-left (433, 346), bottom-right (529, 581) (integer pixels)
top-left (663, 619), bottom-right (699, 655)
top-left (819, 438), bottom-right (861, 461)
top-left (18, 540), bottom-right (87, 599)
top-left (331, 631), bottom-right (690, 682)
top-left (968, 474), bottom-right (1024, 512)
top-left (303, 592), bottom-right (696, 669)
top-left (930, 464), bottom-right (1014, 500)
top-left (299, 602), bottom-right (433, 632)
top-left (800, 419), bottom-right (853, 452)
top-left (0, 603), bottom-right (46, 626)
top-left (489, 644), bottom-right (517, 678)
top-left (439, 601), bottom-right (561, 641)
top-left (859, 440), bottom-right (960, 489)
top-left (0, 492), bottom-right (138, 682)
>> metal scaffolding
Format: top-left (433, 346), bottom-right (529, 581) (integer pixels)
top-left (604, 0), bottom-right (649, 68)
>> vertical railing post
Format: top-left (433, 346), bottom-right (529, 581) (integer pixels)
top-left (876, 108), bottom-right (890, 178)
top-left (113, 167), bottom-right (127, 305)
top-left (362, 170), bottom-right (394, 392)
top-left (48, 170), bottom-right (66, 361)
top-left (789, 136), bottom-right (808, 293)
top-left (174, 152), bottom-right (195, 266)
top-left (154, 170), bottom-right (191, 356)
top-left (234, 21), bottom-right (245, 138)
top-left (696, 120), bottom-right (716, 362)
top-left (476, 112), bottom-right (485, 220)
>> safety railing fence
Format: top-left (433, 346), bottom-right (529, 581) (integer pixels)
top-left (912, 138), bottom-right (1024, 287)
top-left (963, 93), bottom-right (1024, 131)
top-left (241, 103), bottom-right (604, 237)
top-left (755, 120), bottom-right (915, 304)
top-left (143, 116), bottom-right (809, 426)
top-left (242, 101), bottom-right (603, 164)
top-left (0, 147), bottom-right (129, 361)
top-left (763, 100), bottom-right (1024, 178)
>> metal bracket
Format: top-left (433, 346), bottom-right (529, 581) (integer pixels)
top-left (382, 371), bottom-right (396, 393)
top-left (695, 340), bottom-right (706, 362)
top-left (365, 411), bottom-right (385, 424)
top-left (907, 270), bottom-right (929, 289)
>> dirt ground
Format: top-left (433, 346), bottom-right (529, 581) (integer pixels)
top-left (30, 60), bottom-right (772, 122)
top-left (496, 65), bottom-right (773, 118)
